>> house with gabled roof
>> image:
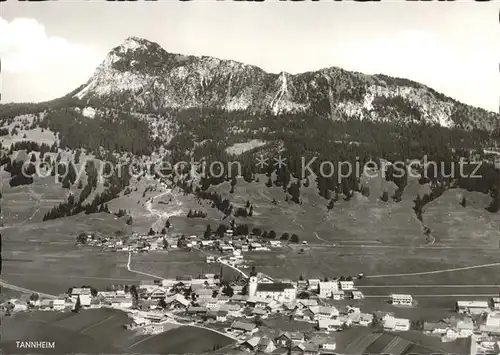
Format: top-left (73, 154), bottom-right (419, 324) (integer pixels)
top-left (309, 306), bottom-right (339, 320)
top-left (254, 282), bottom-right (296, 302)
top-left (251, 307), bottom-right (268, 318)
top-left (331, 290), bottom-right (345, 300)
top-left (165, 294), bottom-right (189, 309)
top-left (456, 300), bottom-right (489, 315)
top-left (490, 297), bottom-right (500, 311)
top-left (39, 300), bottom-right (53, 311)
top-left (239, 336), bottom-right (260, 352)
top-left (231, 294), bottom-right (249, 303)
top-left (423, 320), bottom-right (449, 335)
top-left (231, 320), bottom-right (257, 334)
top-left (317, 318), bottom-right (343, 332)
top-left (257, 337), bottom-right (276, 353)
top-left (275, 331), bottom-right (305, 347)
top-left (303, 342), bottom-right (320, 355)
top-left (310, 334), bottom-right (336, 352)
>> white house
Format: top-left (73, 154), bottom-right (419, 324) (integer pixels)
top-left (200, 240), bottom-right (214, 248)
top-left (318, 282), bottom-right (338, 299)
top-left (13, 303), bottom-right (28, 312)
top-left (391, 294), bottom-right (413, 306)
top-left (220, 245), bottom-right (234, 253)
top-left (491, 297), bottom-right (500, 311)
top-left (383, 315), bottom-right (410, 331)
top-left (359, 313), bottom-right (374, 326)
top-left (309, 306), bottom-right (339, 320)
top-left (307, 279), bottom-right (321, 291)
top-left (457, 319), bottom-right (474, 338)
top-left (339, 280), bottom-right (355, 290)
top-left (161, 279), bottom-right (177, 288)
top-left (456, 300), bottom-right (490, 315)
top-left (269, 240), bottom-right (281, 248)
top-left (53, 299), bottom-right (66, 311)
top-left (249, 277), bottom-right (296, 302)
top-left (317, 318), bottom-right (342, 331)
top-left (78, 294), bottom-right (92, 307)
top-left (486, 313), bottom-right (500, 327)
top-left (254, 283), bottom-right (296, 302)
top-left (423, 321), bottom-right (449, 335)
top-left (111, 297), bottom-right (133, 309)
top-left (331, 290), bottom-right (345, 300)
top-left (71, 288), bottom-right (91, 303)
top-left (319, 341), bottom-right (336, 351)
top-left (351, 291), bottom-right (364, 300)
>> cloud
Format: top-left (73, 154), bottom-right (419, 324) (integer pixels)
top-left (0, 17), bottom-right (103, 103)
top-left (0, 17), bottom-right (100, 73)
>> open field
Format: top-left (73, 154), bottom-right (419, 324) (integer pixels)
top-left (332, 326), bottom-right (469, 355)
top-left (0, 309), bottom-right (129, 354)
top-left (130, 249), bottom-right (222, 278)
top-left (3, 166), bottom-right (500, 305)
top-left (1, 175), bottom-right (68, 226)
top-left (1, 213), bottom-right (149, 294)
top-left (245, 247), bottom-right (500, 281)
top-left (0, 308), bottom-right (232, 354)
top-left (127, 326), bottom-right (235, 354)
top-left (148, 172), bottom-right (498, 248)
top-left (423, 189), bottom-right (500, 247)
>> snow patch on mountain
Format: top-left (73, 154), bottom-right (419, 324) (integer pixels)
top-left (225, 139), bottom-right (267, 156)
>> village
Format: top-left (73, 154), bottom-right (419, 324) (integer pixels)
top-left (4, 225), bottom-right (500, 355)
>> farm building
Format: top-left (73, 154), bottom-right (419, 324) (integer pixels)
top-left (456, 300), bottom-right (490, 315)
top-left (317, 318), bottom-right (343, 331)
top-left (391, 294), bottom-right (413, 306)
top-left (231, 320), bottom-right (257, 334)
top-left (110, 297), bottom-right (133, 308)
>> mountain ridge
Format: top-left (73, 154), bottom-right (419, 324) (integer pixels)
top-left (71, 36), bottom-right (498, 131)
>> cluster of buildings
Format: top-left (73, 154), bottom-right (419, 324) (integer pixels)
top-left (267, 276), bottom-right (364, 301)
top-left (238, 330), bottom-right (337, 354)
top-left (81, 229), bottom-right (286, 255)
top-left (5, 272), bottom-right (500, 355)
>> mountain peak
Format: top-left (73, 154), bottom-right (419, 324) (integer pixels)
top-left (73, 36), bottom-right (499, 130)
top-left (120, 36), bottom-right (158, 52)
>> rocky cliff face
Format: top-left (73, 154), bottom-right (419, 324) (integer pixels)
top-left (74, 36), bottom-right (499, 131)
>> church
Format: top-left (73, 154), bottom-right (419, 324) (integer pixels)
top-left (248, 276), bottom-right (296, 302)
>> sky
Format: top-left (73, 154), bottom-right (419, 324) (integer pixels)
top-left (1, 1), bottom-right (499, 112)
